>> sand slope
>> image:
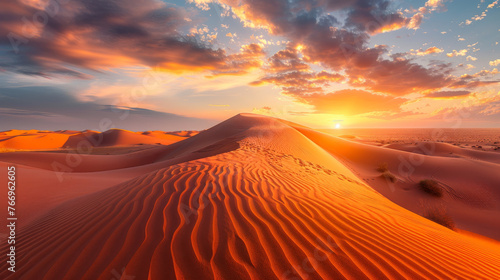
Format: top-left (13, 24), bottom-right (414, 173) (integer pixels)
top-left (292, 126), bottom-right (500, 241)
top-left (0, 131), bottom-right (71, 150)
top-left (0, 114), bottom-right (499, 280)
top-left (384, 141), bottom-right (500, 164)
top-left (0, 129), bottom-right (191, 151)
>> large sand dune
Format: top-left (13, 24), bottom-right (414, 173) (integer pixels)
top-left (0, 114), bottom-right (499, 279)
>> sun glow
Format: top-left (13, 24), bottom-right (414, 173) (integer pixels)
top-left (335, 123), bottom-right (341, 129)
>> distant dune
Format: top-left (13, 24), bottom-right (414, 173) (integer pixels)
top-left (0, 128), bottom-right (196, 151)
top-left (0, 114), bottom-right (499, 279)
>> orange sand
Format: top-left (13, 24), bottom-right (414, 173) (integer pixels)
top-left (0, 128), bottom-right (192, 151)
top-left (0, 113), bottom-right (499, 279)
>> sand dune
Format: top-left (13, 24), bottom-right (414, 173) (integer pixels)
top-left (84, 129), bottom-right (181, 147)
top-left (1, 114), bottom-right (499, 279)
top-left (0, 128), bottom-right (192, 151)
top-left (292, 126), bottom-right (500, 241)
top-left (384, 141), bottom-right (500, 164)
top-left (0, 131), bottom-right (71, 150)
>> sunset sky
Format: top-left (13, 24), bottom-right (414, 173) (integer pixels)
top-left (0, 0), bottom-right (499, 130)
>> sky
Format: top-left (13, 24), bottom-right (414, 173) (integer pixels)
top-left (0, 0), bottom-right (499, 130)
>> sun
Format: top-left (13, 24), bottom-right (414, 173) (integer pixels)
top-left (335, 123), bottom-right (341, 129)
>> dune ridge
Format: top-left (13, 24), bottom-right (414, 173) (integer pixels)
top-left (1, 114), bottom-right (499, 280)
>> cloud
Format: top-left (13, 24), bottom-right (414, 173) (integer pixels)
top-left (265, 46), bottom-right (311, 73)
top-left (490, 59), bottom-right (500, 66)
top-left (250, 43), bottom-right (345, 96)
top-left (426, 90), bottom-right (471, 98)
top-left (408, 13), bottom-right (424, 29)
top-left (450, 74), bottom-right (499, 89)
top-left (207, 43), bottom-right (265, 76)
top-left (188, 0), bottom-right (213, 11)
top-left (425, 0), bottom-right (446, 8)
top-left (407, 0), bottom-right (447, 30)
top-left (488, 0), bottom-right (499, 9)
top-left (252, 106), bottom-right (272, 114)
top-left (2, 0), bottom-right (494, 109)
top-left (342, 0), bottom-right (446, 33)
top-left (462, 0), bottom-right (498, 25)
top-left (429, 93), bottom-right (500, 124)
top-left (0, 0), bottom-right (261, 78)
top-left (410, 46), bottom-right (444, 56)
top-left (220, 0), bottom-right (421, 36)
top-left (446, 49), bottom-right (468, 57)
top-left (0, 108), bottom-right (62, 118)
top-left (0, 86), bottom-right (215, 130)
top-left (251, 70), bottom-right (344, 96)
top-left (344, 59), bottom-right (455, 95)
top-left (471, 68), bottom-right (499, 77)
top-left (343, 0), bottom-right (410, 34)
top-left (227, 0), bottom-right (494, 97)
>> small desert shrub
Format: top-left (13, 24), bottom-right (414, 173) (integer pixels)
top-left (419, 179), bottom-right (443, 197)
top-left (376, 162), bottom-right (389, 173)
top-left (424, 206), bottom-right (455, 230)
top-left (381, 171), bottom-right (396, 183)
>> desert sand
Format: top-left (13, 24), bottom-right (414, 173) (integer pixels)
top-left (0, 128), bottom-right (193, 151)
top-left (0, 113), bottom-right (499, 279)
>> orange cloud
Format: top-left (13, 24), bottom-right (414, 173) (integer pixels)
top-left (471, 68), bottom-right (499, 77)
top-left (490, 59), bottom-right (500, 66)
top-left (447, 49), bottom-right (468, 57)
top-left (207, 44), bottom-right (266, 77)
top-left (407, 0), bottom-right (447, 30)
top-left (265, 46), bottom-right (310, 73)
top-left (345, 59), bottom-right (454, 95)
top-left (251, 70), bottom-right (343, 94)
top-left (410, 46), bottom-right (444, 56)
top-left (0, 0), bottom-right (261, 78)
top-left (425, 0), bottom-right (446, 8)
